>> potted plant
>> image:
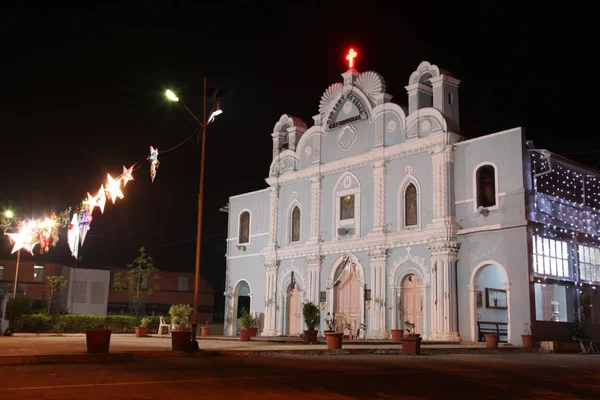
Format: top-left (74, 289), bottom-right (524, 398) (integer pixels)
top-left (201, 319), bottom-right (211, 336)
top-left (521, 322), bottom-right (534, 348)
top-left (136, 317), bottom-right (149, 337)
top-left (484, 332), bottom-right (500, 348)
top-left (169, 304), bottom-right (193, 351)
top-left (249, 312), bottom-right (259, 337)
top-left (238, 308), bottom-right (254, 342)
top-left (85, 316), bottom-right (112, 353)
top-left (401, 320), bottom-right (422, 355)
top-left (324, 312), bottom-right (343, 350)
top-left (302, 302), bottom-right (320, 344)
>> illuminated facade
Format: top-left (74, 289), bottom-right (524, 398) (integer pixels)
top-left (223, 55), bottom-right (600, 344)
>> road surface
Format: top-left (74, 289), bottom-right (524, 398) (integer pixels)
top-left (0, 353), bottom-right (598, 399)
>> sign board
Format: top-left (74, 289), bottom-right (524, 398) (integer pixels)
top-left (319, 291), bottom-right (327, 303)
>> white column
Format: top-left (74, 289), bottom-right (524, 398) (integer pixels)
top-left (391, 288), bottom-right (397, 331)
top-left (308, 175), bottom-right (322, 244)
top-left (371, 160), bottom-right (386, 235)
top-left (468, 284), bottom-right (479, 342)
top-left (268, 185), bottom-right (279, 249)
top-left (305, 256), bottom-right (322, 305)
top-left (503, 282), bottom-right (512, 344)
top-left (262, 260), bottom-right (279, 336)
top-left (428, 143), bottom-right (457, 227)
top-left (277, 293), bottom-right (285, 336)
top-left (367, 249), bottom-right (388, 339)
top-left (428, 242), bottom-right (461, 342)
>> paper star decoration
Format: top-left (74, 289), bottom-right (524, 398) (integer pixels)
top-left (5, 229), bottom-right (37, 255)
top-left (67, 214), bottom-right (80, 259)
top-left (121, 165), bottom-right (134, 187)
top-left (95, 185), bottom-right (107, 214)
top-left (84, 192), bottom-right (99, 215)
top-left (105, 174), bottom-right (124, 204)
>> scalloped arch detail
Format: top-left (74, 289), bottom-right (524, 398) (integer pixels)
top-left (273, 114), bottom-right (307, 133)
top-left (319, 83), bottom-right (343, 115)
top-left (408, 61), bottom-right (441, 86)
top-left (356, 71), bottom-right (386, 105)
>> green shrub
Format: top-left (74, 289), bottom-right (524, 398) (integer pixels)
top-left (12, 313), bottom-right (53, 333)
top-left (54, 315), bottom-right (136, 333)
top-left (140, 316), bottom-right (171, 333)
top-left (6, 296), bottom-right (33, 321)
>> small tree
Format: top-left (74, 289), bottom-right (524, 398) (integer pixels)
top-left (45, 275), bottom-right (68, 315)
top-left (113, 246), bottom-right (159, 326)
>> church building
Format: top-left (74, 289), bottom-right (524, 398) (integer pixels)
top-left (223, 51), bottom-right (600, 345)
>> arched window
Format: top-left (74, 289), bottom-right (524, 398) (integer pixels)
top-left (404, 183), bottom-right (418, 227)
top-left (476, 165), bottom-right (496, 208)
top-left (238, 211), bottom-right (250, 244)
top-left (291, 206), bottom-right (301, 243)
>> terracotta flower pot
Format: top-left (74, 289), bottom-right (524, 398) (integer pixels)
top-left (240, 328), bottom-right (251, 342)
top-left (304, 329), bottom-right (318, 344)
top-left (521, 334), bottom-right (535, 348)
top-left (391, 329), bottom-right (404, 342)
top-left (171, 329), bottom-right (192, 351)
top-left (249, 327), bottom-right (258, 337)
top-left (135, 326), bottom-right (148, 338)
top-left (201, 327), bottom-right (211, 336)
top-left (325, 331), bottom-right (343, 350)
top-left (401, 334), bottom-right (422, 355)
top-left (484, 334), bottom-right (500, 348)
top-left (85, 329), bottom-right (112, 353)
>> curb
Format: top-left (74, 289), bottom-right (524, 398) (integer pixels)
top-left (0, 352), bottom-right (134, 366)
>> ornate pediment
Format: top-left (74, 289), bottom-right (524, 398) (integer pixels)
top-left (406, 116), bottom-right (443, 139)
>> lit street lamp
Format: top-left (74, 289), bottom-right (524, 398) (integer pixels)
top-left (166, 79), bottom-right (224, 350)
top-left (3, 210), bottom-right (20, 299)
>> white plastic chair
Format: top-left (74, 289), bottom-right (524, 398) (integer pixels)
top-left (158, 316), bottom-right (171, 336)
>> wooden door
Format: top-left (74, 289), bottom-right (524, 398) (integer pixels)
top-left (335, 265), bottom-right (361, 333)
top-left (288, 284), bottom-right (301, 335)
top-left (541, 284), bottom-right (554, 321)
top-left (401, 274), bottom-right (422, 334)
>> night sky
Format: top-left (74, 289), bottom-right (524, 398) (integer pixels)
top-left (0, 3), bottom-right (594, 318)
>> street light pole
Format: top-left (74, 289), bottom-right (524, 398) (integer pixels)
top-left (12, 249), bottom-right (20, 299)
top-left (166, 78), bottom-right (220, 350)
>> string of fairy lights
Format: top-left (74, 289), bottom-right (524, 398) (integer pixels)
top-left (530, 150), bottom-right (600, 293)
top-left (1, 145), bottom-right (164, 259)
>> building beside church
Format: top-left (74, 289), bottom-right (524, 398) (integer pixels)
top-left (223, 57), bottom-right (600, 345)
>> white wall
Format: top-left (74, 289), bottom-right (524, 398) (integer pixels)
top-left (64, 267), bottom-right (110, 315)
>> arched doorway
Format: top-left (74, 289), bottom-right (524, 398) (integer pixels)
top-left (233, 280), bottom-right (251, 335)
top-left (401, 274), bottom-right (423, 334)
top-left (469, 261), bottom-right (510, 343)
top-left (287, 283), bottom-right (302, 336)
top-left (327, 254), bottom-right (364, 336)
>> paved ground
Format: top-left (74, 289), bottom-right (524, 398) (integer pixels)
top-left (1, 334), bottom-right (502, 356)
top-left (0, 353), bottom-right (598, 399)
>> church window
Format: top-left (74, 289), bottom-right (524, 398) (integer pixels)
top-left (238, 211), bottom-right (250, 244)
top-left (404, 183), bottom-right (418, 227)
top-left (476, 165), bottom-right (496, 208)
top-left (291, 206), bottom-right (301, 243)
top-left (340, 195), bottom-right (355, 220)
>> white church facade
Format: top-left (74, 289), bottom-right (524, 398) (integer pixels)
top-left (223, 56), bottom-right (600, 345)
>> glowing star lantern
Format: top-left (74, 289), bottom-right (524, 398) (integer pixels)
top-left (67, 214), bottom-right (80, 259)
top-left (79, 210), bottom-right (92, 246)
top-left (94, 184), bottom-right (107, 214)
top-left (121, 165), bottom-right (135, 187)
top-left (37, 217), bottom-right (57, 254)
top-left (148, 146), bottom-right (160, 183)
top-left (105, 174), bottom-right (124, 204)
top-left (346, 48), bottom-right (357, 69)
top-left (5, 221), bottom-right (38, 255)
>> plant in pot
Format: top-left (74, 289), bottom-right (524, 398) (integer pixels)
top-left (112, 246), bottom-right (159, 337)
top-left (324, 312), bottom-right (343, 350)
top-left (521, 322), bottom-right (535, 348)
top-left (201, 319), bottom-right (211, 336)
top-left (249, 312), bottom-right (259, 337)
top-left (301, 302), bottom-right (320, 344)
top-left (401, 320), bottom-right (422, 355)
top-left (390, 301), bottom-right (404, 342)
top-left (85, 316), bottom-right (112, 353)
top-left (238, 308), bottom-right (254, 342)
top-left (169, 304), bottom-right (193, 351)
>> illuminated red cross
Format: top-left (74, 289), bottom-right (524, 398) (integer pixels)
top-left (346, 48), bottom-right (357, 69)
